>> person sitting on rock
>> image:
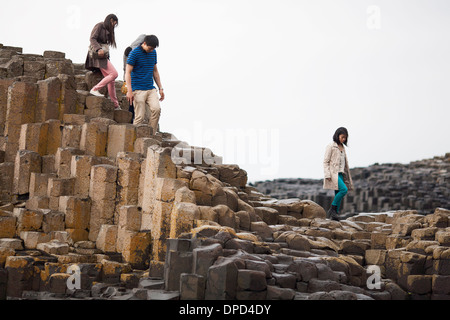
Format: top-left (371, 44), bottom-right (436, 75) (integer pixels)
top-left (85, 13), bottom-right (121, 110)
top-left (125, 35), bottom-right (164, 130)
top-left (323, 127), bottom-right (354, 220)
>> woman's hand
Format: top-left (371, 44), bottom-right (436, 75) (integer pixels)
top-left (98, 49), bottom-right (105, 58)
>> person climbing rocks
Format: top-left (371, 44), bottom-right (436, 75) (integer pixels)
top-left (323, 127), bottom-right (354, 221)
top-left (85, 13), bottom-right (121, 110)
top-left (122, 34), bottom-right (146, 122)
top-left (125, 34), bottom-right (164, 131)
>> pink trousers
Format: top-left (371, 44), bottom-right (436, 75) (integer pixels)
top-left (93, 60), bottom-right (119, 108)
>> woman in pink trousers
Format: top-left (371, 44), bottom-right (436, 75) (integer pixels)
top-left (85, 14), bottom-right (121, 109)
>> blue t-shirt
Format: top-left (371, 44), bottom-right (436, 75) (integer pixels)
top-left (127, 46), bottom-right (157, 91)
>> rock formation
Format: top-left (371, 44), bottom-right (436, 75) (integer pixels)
top-left (253, 155), bottom-right (450, 217)
top-left (0, 44), bottom-right (449, 300)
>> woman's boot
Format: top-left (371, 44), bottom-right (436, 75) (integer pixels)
top-left (327, 205), bottom-right (340, 221)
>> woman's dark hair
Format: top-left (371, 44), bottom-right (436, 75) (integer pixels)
top-left (124, 47), bottom-right (132, 57)
top-left (144, 35), bottom-right (159, 48)
top-left (333, 127), bottom-right (349, 146)
top-left (104, 14), bottom-right (118, 48)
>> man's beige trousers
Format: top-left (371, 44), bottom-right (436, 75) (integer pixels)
top-left (133, 89), bottom-right (161, 132)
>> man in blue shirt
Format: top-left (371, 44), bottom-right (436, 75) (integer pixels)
top-left (125, 35), bottom-right (164, 130)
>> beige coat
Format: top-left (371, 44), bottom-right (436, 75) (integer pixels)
top-left (323, 142), bottom-right (354, 191)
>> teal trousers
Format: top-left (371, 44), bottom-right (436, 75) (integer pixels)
top-left (332, 173), bottom-right (348, 213)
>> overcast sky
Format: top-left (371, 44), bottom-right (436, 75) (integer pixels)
top-left (1, 0), bottom-right (449, 183)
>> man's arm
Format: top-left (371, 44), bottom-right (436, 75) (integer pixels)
top-left (153, 64), bottom-right (165, 101)
top-left (125, 64), bottom-right (134, 104)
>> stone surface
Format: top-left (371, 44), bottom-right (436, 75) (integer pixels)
top-left (0, 45), bottom-right (448, 301)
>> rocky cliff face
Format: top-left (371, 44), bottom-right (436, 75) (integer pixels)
top-left (253, 154), bottom-right (450, 217)
top-left (0, 44), bottom-right (449, 301)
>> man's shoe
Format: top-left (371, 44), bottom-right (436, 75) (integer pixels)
top-left (327, 205), bottom-right (340, 221)
top-left (90, 89), bottom-right (104, 97)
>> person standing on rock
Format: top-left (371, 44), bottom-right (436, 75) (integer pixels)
top-left (85, 14), bottom-right (121, 110)
top-left (122, 34), bottom-right (146, 122)
top-left (125, 34), bottom-right (164, 130)
top-left (323, 127), bottom-right (354, 221)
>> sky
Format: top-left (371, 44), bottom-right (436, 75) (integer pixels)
top-left (1, 0), bottom-right (449, 183)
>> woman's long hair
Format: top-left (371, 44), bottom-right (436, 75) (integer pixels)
top-left (103, 14), bottom-right (118, 48)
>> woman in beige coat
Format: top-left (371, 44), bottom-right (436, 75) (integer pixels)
top-left (323, 127), bottom-right (354, 220)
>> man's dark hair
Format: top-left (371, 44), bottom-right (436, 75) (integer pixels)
top-left (144, 35), bottom-right (159, 48)
top-left (333, 127), bottom-right (349, 146)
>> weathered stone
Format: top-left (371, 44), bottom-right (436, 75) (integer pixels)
top-left (432, 275), bottom-right (450, 295)
top-left (254, 206), bottom-right (279, 225)
top-left (35, 77), bottom-right (61, 123)
top-left (16, 208), bottom-right (44, 233)
top-left (48, 273), bottom-right (71, 294)
top-left (45, 119), bottom-right (62, 155)
top-left (47, 177), bottom-right (75, 197)
top-left (100, 259), bottom-right (132, 283)
top-left (59, 196), bottom-right (91, 230)
top-left (170, 202), bottom-right (201, 238)
top-left (435, 230), bottom-right (450, 246)
top-left (117, 205), bottom-right (141, 231)
top-left (0, 238), bottom-right (23, 250)
top-left (43, 51), bottom-right (65, 59)
top-left (0, 213), bottom-right (16, 238)
top-left (55, 147), bottom-right (84, 178)
top-left (250, 221), bottom-right (273, 241)
top-left (19, 122), bottom-right (49, 156)
top-left (42, 210), bottom-right (65, 233)
top-left (0, 78), bottom-right (14, 134)
top-left (214, 164), bottom-right (247, 189)
top-left (13, 150), bottom-right (42, 195)
top-left (90, 164), bottom-right (118, 183)
top-left (80, 121), bottom-right (109, 157)
top-left (119, 230), bottom-right (151, 269)
top-left (287, 259), bottom-right (318, 282)
top-left (193, 243), bottom-right (223, 278)
top-left (237, 269), bottom-right (267, 291)
top-left (5, 256), bottom-right (35, 297)
top-left (365, 249), bottom-right (387, 265)
top-left (205, 257), bottom-right (239, 300)
top-left (107, 124), bottom-right (136, 158)
top-left (164, 250), bottom-right (193, 291)
top-left (301, 200), bottom-right (326, 219)
top-left (266, 285), bottom-right (296, 300)
top-left (23, 59), bottom-right (46, 79)
top-left (284, 233), bottom-right (311, 252)
top-left (180, 273), bottom-right (205, 300)
top-left (134, 137), bottom-right (161, 154)
top-left (96, 224), bottom-right (118, 253)
top-left (37, 240), bottom-right (70, 255)
top-left (407, 275), bottom-right (433, 294)
top-left (71, 155), bottom-right (98, 197)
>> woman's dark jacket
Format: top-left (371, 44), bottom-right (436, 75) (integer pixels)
top-left (85, 22), bottom-right (110, 71)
